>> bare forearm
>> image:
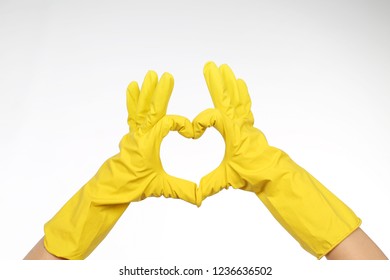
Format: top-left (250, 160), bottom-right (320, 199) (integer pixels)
top-left (24, 237), bottom-right (66, 260)
top-left (326, 227), bottom-right (388, 260)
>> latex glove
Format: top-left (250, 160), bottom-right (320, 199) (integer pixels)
top-left (44, 71), bottom-right (200, 260)
top-left (193, 61), bottom-right (361, 259)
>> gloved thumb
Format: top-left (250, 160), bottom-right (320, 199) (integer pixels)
top-left (198, 164), bottom-right (230, 203)
top-left (163, 174), bottom-right (202, 207)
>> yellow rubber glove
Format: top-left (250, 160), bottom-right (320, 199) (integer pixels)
top-left (44, 71), bottom-right (200, 260)
top-left (193, 62), bottom-right (361, 259)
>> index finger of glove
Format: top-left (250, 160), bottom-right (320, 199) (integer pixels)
top-left (155, 115), bottom-right (194, 140)
top-left (192, 108), bottom-right (227, 140)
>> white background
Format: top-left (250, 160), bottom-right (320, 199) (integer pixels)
top-left (0, 0), bottom-right (389, 278)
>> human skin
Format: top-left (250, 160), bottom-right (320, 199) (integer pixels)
top-left (325, 227), bottom-right (388, 260)
top-left (24, 237), bottom-right (64, 260)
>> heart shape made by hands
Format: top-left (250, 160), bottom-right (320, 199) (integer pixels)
top-left (160, 125), bottom-right (225, 185)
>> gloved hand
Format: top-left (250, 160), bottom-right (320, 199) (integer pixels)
top-left (193, 61), bottom-right (361, 259)
top-left (44, 71), bottom-right (200, 260)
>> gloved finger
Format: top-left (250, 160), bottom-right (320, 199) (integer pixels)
top-left (237, 78), bottom-right (255, 124)
top-left (220, 64), bottom-right (242, 118)
top-left (136, 70), bottom-right (158, 127)
top-left (126, 81), bottom-right (140, 131)
top-left (146, 72), bottom-right (174, 128)
top-left (163, 174), bottom-right (201, 206)
top-left (199, 165), bottom-right (230, 203)
top-left (192, 108), bottom-right (228, 140)
top-left (203, 61), bottom-right (233, 117)
top-left (154, 115), bottom-right (194, 140)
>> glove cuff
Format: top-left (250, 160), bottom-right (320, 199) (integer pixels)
top-left (255, 146), bottom-right (362, 259)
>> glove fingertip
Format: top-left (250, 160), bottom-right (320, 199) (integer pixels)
top-left (204, 61), bottom-right (217, 73)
